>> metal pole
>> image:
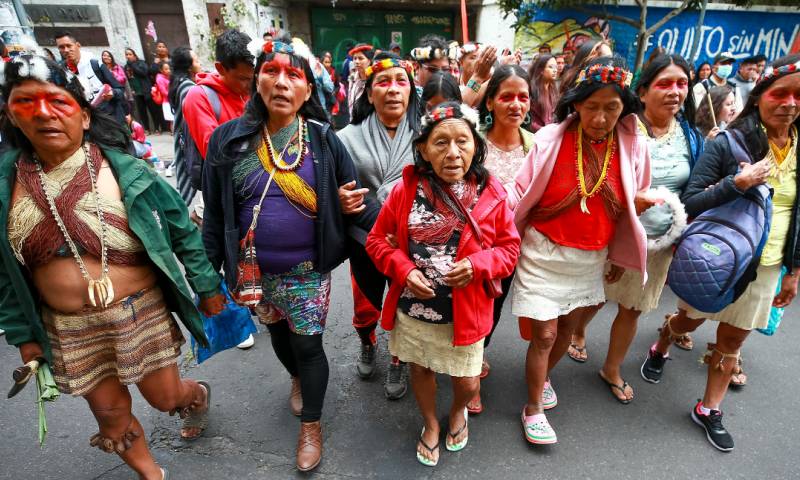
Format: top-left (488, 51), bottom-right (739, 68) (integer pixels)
top-left (461, 0), bottom-right (468, 44)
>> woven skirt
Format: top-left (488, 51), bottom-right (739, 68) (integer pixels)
top-left (389, 310), bottom-right (483, 377)
top-left (679, 262), bottom-right (783, 331)
top-left (604, 247), bottom-right (673, 314)
top-left (42, 286), bottom-right (184, 396)
top-left (512, 226), bottom-right (608, 321)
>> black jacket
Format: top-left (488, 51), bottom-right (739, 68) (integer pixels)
top-left (63, 58), bottom-right (126, 123)
top-left (126, 59), bottom-right (152, 96)
top-left (202, 103), bottom-right (379, 288)
top-left (681, 131), bottom-right (800, 272)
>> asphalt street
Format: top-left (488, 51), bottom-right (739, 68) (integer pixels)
top-left (0, 135), bottom-right (797, 480)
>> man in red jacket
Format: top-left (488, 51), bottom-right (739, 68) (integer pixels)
top-left (181, 29), bottom-right (255, 348)
top-left (182, 29), bottom-right (254, 162)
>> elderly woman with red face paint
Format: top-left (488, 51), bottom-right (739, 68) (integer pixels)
top-left (639, 54), bottom-right (800, 452)
top-left (338, 52), bottom-right (423, 399)
top-left (202, 36), bottom-right (378, 472)
top-left (0, 55), bottom-right (225, 480)
top-left (509, 56), bottom-right (655, 445)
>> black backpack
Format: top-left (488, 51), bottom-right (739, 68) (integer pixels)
top-left (178, 84), bottom-right (221, 191)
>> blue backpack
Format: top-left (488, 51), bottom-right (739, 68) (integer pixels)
top-left (667, 131), bottom-right (773, 313)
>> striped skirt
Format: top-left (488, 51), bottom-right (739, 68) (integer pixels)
top-left (42, 286), bottom-right (184, 396)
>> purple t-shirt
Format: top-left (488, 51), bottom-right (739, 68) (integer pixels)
top-left (237, 148), bottom-right (317, 274)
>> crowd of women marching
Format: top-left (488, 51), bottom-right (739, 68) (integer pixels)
top-left (0, 26), bottom-right (798, 479)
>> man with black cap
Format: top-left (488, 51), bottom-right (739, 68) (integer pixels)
top-left (389, 41), bottom-right (402, 56)
top-left (692, 51), bottom-right (742, 115)
top-left (729, 55), bottom-right (761, 104)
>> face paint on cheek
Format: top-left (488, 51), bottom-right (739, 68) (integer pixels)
top-left (9, 92), bottom-right (81, 120)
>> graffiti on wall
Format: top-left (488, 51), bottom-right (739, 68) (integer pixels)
top-left (516, 5), bottom-right (800, 66)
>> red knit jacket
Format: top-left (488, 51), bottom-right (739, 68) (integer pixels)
top-left (366, 165), bottom-right (521, 346)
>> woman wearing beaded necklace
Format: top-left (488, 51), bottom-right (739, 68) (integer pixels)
top-left (0, 55), bottom-right (225, 480)
top-left (509, 56), bottom-right (655, 445)
top-left (639, 54), bottom-right (800, 452)
top-left (338, 52), bottom-right (422, 398)
top-left (567, 53), bottom-right (703, 403)
top-left (202, 36), bottom-right (378, 472)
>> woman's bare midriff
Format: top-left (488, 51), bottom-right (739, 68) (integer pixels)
top-left (33, 258), bottom-right (158, 313)
top-left (15, 158), bottom-right (158, 313)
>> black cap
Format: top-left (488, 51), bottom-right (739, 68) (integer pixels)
top-left (714, 51), bottom-right (735, 64)
top-left (389, 42), bottom-right (401, 51)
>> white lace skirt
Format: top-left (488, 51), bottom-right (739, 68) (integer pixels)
top-left (512, 226), bottom-right (607, 321)
top-left (604, 247), bottom-right (673, 314)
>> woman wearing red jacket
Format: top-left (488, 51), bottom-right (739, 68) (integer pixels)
top-left (366, 102), bottom-right (520, 467)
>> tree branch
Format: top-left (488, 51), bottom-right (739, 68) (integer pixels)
top-left (645, 0), bottom-right (692, 35)
top-left (572, 6), bottom-right (640, 28)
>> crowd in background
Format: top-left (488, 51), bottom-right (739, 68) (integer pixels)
top-left (0, 23), bottom-right (798, 479)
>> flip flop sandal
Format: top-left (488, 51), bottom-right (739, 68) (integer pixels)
top-left (416, 427), bottom-right (440, 467)
top-left (598, 372), bottom-right (632, 405)
top-left (567, 343), bottom-right (588, 363)
top-left (181, 381), bottom-right (210, 440)
top-left (466, 393), bottom-right (483, 415)
top-left (446, 408), bottom-right (469, 452)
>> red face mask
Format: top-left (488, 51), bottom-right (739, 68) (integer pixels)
top-left (8, 90), bottom-right (81, 120)
top-left (261, 54), bottom-right (307, 82)
top-left (373, 78), bottom-right (410, 88)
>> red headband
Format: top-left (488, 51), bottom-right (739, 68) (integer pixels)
top-left (349, 45), bottom-right (374, 57)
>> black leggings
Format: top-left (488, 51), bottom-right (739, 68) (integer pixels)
top-left (266, 321), bottom-right (329, 423)
top-left (484, 273), bottom-right (515, 348)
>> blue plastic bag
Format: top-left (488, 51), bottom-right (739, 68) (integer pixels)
top-left (757, 266), bottom-right (787, 336)
top-left (191, 282), bottom-right (258, 363)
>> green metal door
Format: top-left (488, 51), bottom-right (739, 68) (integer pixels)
top-left (311, 8), bottom-right (454, 70)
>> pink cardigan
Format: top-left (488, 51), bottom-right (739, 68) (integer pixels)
top-left (508, 113), bottom-right (651, 280)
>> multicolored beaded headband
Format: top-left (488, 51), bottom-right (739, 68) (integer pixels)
top-left (759, 60), bottom-right (800, 84)
top-left (421, 104), bottom-right (479, 129)
top-left (263, 41), bottom-right (294, 55)
top-left (348, 45), bottom-right (374, 57)
top-left (575, 64), bottom-right (633, 89)
top-left (365, 58), bottom-right (414, 79)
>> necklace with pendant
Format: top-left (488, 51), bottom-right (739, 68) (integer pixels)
top-left (576, 125), bottom-right (614, 215)
top-left (35, 144), bottom-right (114, 307)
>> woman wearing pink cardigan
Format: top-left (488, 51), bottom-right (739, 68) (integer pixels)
top-left (509, 56), bottom-right (657, 445)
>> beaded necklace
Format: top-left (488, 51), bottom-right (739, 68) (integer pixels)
top-left (576, 124), bottom-right (615, 215)
top-left (265, 117), bottom-right (307, 172)
top-left (34, 144), bottom-right (114, 308)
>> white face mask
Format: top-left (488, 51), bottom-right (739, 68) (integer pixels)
top-left (716, 64), bottom-right (733, 79)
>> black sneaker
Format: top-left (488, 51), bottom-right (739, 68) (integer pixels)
top-left (691, 401), bottom-right (734, 452)
top-left (384, 361), bottom-right (408, 400)
top-left (640, 346), bottom-right (669, 384)
top-left (356, 343), bottom-right (377, 379)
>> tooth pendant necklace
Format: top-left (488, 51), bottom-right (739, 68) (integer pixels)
top-left (35, 144), bottom-right (114, 307)
top-left (576, 125), bottom-right (614, 215)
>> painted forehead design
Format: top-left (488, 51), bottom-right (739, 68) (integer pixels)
top-left (0, 55), bottom-right (87, 101)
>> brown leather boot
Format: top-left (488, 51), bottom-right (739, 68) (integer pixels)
top-left (296, 421), bottom-right (322, 471)
top-left (289, 377), bottom-right (302, 417)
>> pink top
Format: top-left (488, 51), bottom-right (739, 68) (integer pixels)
top-left (155, 73), bottom-right (170, 98)
top-left (509, 113), bottom-right (652, 280)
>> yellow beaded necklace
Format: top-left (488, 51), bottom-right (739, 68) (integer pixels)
top-left (576, 124), bottom-right (615, 214)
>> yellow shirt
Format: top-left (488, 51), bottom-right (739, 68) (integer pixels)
top-left (761, 133), bottom-right (797, 266)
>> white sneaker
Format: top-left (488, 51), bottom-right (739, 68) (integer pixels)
top-left (164, 166), bottom-right (174, 177)
top-left (237, 334), bottom-right (254, 349)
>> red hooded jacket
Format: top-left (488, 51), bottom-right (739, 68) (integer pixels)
top-left (182, 72), bottom-right (249, 159)
top-left (366, 165), bottom-right (520, 346)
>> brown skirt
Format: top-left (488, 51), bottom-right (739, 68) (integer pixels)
top-left (42, 286), bottom-right (184, 396)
